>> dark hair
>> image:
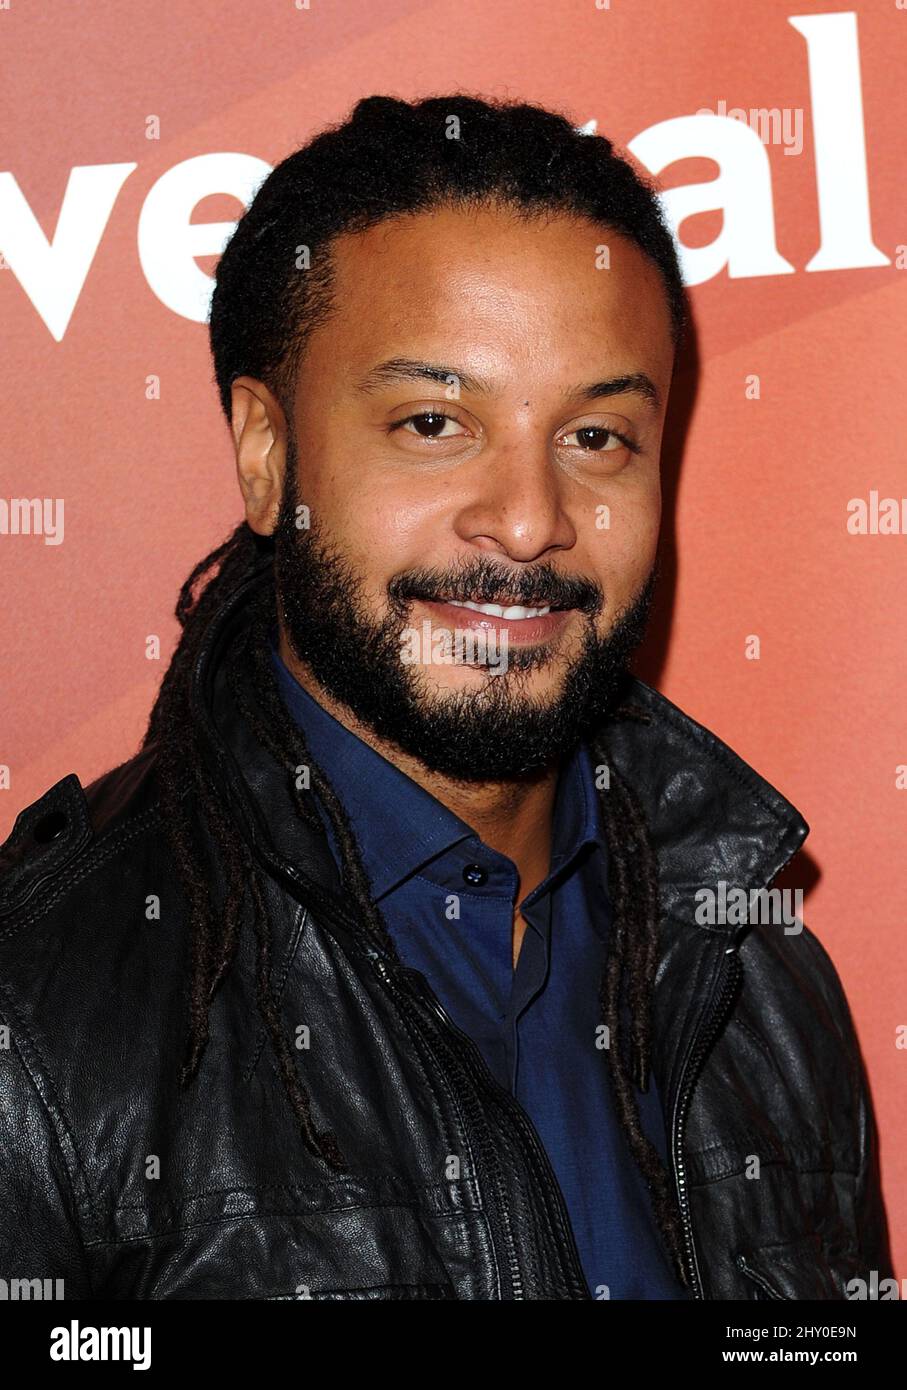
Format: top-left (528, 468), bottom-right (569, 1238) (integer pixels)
top-left (147, 94), bottom-right (691, 1290)
top-left (209, 92), bottom-right (687, 424)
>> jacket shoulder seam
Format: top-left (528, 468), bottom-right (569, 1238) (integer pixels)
top-left (0, 805), bottom-right (161, 938)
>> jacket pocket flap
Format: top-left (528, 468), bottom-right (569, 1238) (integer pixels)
top-left (735, 1233), bottom-right (844, 1300)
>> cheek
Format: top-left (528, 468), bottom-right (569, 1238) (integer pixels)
top-left (312, 478), bottom-right (435, 599)
top-left (586, 483), bottom-right (660, 597)
top-left (626, 503), bottom-right (661, 573)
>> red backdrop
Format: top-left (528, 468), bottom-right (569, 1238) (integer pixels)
top-left (2, 0), bottom-right (904, 1279)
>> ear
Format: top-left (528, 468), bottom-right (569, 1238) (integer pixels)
top-left (230, 377), bottom-right (288, 536)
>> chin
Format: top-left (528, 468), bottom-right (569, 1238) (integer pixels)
top-left (424, 665), bottom-right (561, 697)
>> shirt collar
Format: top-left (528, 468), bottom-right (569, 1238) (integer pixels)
top-left (269, 638), bottom-right (607, 900)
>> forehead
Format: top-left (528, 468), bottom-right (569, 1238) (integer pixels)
top-left (298, 203), bottom-right (675, 397)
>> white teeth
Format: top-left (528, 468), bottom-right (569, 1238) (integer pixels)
top-left (444, 599), bottom-right (551, 619)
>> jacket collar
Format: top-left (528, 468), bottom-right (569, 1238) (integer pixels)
top-left (189, 559), bottom-right (809, 941)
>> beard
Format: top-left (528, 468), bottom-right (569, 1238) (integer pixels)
top-left (272, 458), bottom-right (656, 783)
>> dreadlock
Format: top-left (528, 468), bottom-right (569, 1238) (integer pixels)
top-left (589, 716), bottom-right (686, 1281)
top-left (142, 525), bottom-right (688, 1284)
top-left (143, 91), bottom-right (692, 1287)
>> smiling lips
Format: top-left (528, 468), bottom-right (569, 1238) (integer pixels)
top-left (445, 598), bottom-right (551, 619)
top-left (419, 596), bottom-right (572, 642)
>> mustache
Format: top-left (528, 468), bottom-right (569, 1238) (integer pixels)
top-left (388, 555), bottom-right (603, 615)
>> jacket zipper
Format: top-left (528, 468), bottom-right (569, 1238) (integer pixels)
top-left (229, 843), bottom-right (543, 1297)
top-left (735, 1255), bottom-right (785, 1299)
top-left (671, 941), bottom-right (742, 1299)
top-left (259, 841), bottom-right (730, 1301)
top-left (372, 953), bottom-right (590, 1300)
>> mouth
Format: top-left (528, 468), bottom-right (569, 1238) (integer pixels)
top-left (443, 598), bottom-right (558, 619)
top-left (415, 595), bottom-right (574, 643)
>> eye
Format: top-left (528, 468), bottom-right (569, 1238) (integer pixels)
top-left (391, 411), bottom-right (467, 441)
top-left (558, 424), bottom-right (641, 455)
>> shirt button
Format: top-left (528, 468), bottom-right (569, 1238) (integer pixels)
top-left (462, 863), bottom-right (488, 887)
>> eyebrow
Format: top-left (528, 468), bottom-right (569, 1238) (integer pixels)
top-left (353, 357), bottom-right (660, 411)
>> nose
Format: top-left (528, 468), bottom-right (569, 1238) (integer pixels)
top-left (452, 439), bottom-right (576, 563)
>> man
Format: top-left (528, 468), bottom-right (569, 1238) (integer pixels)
top-left (0, 93), bottom-right (893, 1300)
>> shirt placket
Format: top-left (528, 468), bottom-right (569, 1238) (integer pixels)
top-left (507, 890), bottom-right (553, 1092)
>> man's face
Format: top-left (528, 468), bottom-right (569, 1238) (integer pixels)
top-left (268, 201), bottom-right (675, 781)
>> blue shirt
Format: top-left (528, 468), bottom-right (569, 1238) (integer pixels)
top-left (270, 642), bottom-right (688, 1300)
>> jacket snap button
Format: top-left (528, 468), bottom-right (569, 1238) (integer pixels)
top-left (462, 863), bottom-right (487, 887)
top-left (33, 810), bottom-right (68, 844)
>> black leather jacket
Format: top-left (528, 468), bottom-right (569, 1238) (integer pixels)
top-left (0, 567), bottom-right (893, 1300)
